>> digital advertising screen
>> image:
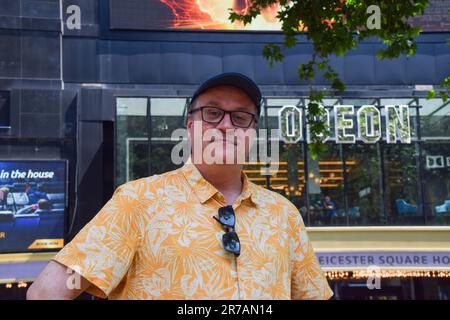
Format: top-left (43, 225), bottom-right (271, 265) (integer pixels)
top-left (109, 0), bottom-right (282, 31)
top-left (0, 160), bottom-right (67, 254)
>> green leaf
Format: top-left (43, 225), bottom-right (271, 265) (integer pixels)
top-left (331, 79), bottom-right (345, 92)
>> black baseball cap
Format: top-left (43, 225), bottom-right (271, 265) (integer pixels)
top-left (190, 72), bottom-right (262, 115)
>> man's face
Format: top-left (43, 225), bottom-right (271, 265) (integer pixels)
top-left (187, 85), bottom-right (258, 165)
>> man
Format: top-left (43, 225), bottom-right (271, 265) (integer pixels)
top-left (0, 187), bottom-right (9, 210)
top-left (322, 196), bottom-right (337, 225)
top-left (16, 198), bottom-right (53, 215)
top-left (25, 183), bottom-right (49, 205)
top-left (27, 72), bottom-right (333, 300)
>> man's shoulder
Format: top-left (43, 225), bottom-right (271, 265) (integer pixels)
top-left (116, 167), bottom-right (184, 195)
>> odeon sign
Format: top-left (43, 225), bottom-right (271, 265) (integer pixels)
top-left (278, 105), bottom-right (411, 144)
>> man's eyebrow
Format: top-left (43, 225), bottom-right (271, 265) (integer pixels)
top-left (201, 100), bottom-right (255, 112)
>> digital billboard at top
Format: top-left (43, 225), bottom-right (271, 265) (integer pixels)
top-left (109, 0), bottom-right (282, 31)
top-left (0, 160), bottom-right (66, 254)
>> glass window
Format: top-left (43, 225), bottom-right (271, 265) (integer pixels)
top-left (116, 97), bottom-right (149, 186)
top-left (266, 106), bottom-right (281, 131)
top-left (244, 142), bottom-right (307, 221)
top-left (419, 98), bottom-right (450, 139)
top-left (307, 143), bottom-right (346, 226)
top-left (422, 141), bottom-right (450, 225)
top-left (265, 98), bottom-right (301, 107)
top-left (344, 144), bottom-right (383, 225)
top-left (150, 98), bottom-right (187, 175)
top-left (383, 144), bottom-right (422, 225)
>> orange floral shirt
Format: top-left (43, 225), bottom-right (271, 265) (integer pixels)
top-left (53, 161), bottom-right (333, 300)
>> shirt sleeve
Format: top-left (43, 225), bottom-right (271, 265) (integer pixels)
top-left (52, 184), bottom-right (141, 298)
top-left (289, 209), bottom-right (334, 300)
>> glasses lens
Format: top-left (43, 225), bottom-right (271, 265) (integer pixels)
top-left (218, 205), bottom-right (235, 228)
top-left (202, 107), bottom-right (224, 123)
top-left (231, 112), bottom-right (253, 127)
top-left (223, 230), bottom-right (240, 256)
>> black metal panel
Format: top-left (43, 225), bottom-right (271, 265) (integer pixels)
top-left (69, 120), bottom-right (104, 238)
top-left (0, 0), bottom-right (60, 31)
top-left (0, 90), bottom-right (11, 129)
top-left (63, 38), bottom-right (98, 83)
top-left (374, 45), bottom-right (407, 85)
top-left (436, 44), bottom-right (450, 83)
top-left (61, 90), bottom-right (78, 138)
top-left (253, 43), bottom-right (284, 85)
top-left (21, 31), bottom-right (60, 79)
top-left (191, 43), bottom-right (222, 83)
top-left (21, 0), bottom-right (60, 19)
top-left (4, 89), bottom-right (65, 139)
top-left (0, 30), bottom-right (21, 78)
top-left (344, 45), bottom-right (376, 85)
top-left (0, 0), bottom-right (21, 16)
top-left (79, 87), bottom-right (103, 121)
top-left (128, 42), bottom-right (163, 84)
top-left (160, 42), bottom-right (194, 84)
top-left (21, 90), bottom-right (60, 113)
top-left (20, 113), bottom-right (61, 138)
top-left (406, 44), bottom-right (437, 84)
top-left (98, 41), bottom-right (129, 83)
top-left (222, 43), bottom-right (255, 80)
top-left (62, 34), bottom-right (450, 86)
top-left (20, 17), bottom-right (60, 31)
top-left (283, 44), bottom-right (313, 85)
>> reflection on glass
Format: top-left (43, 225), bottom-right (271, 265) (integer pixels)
top-left (384, 144), bottom-right (421, 225)
top-left (128, 141), bottom-right (148, 182)
top-left (150, 98), bottom-right (187, 174)
top-left (116, 98), bottom-right (149, 186)
top-left (112, 96), bottom-right (450, 228)
top-left (307, 144), bottom-right (345, 226)
top-left (344, 144), bottom-right (383, 225)
top-left (244, 142), bottom-right (307, 221)
top-left (422, 142), bottom-right (450, 225)
top-left (150, 98), bottom-right (187, 138)
top-left (419, 98), bottom-right (450, 139)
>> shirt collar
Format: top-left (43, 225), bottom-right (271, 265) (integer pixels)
top-left (180, 158), bottom-right (257, 206)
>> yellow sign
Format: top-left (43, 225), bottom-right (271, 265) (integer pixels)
top-left (0, 232), bottom-right (5, 239)
top-left (28, 239), bottom-right (64, 250)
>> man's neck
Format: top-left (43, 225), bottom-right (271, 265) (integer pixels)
top-left (194, 163), bottom-right (243, 205)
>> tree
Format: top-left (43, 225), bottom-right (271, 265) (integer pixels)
top-left (229, 0), bottom-right (431, 157)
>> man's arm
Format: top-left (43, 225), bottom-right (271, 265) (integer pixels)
top-left (27, 260), bottom-right (92, 300)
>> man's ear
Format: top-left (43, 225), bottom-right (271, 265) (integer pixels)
top-left (186, 113), bottom-right (192, 131)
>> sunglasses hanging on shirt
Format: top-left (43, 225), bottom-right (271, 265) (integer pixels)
top-left (213, 205), bottom-right (241, 256)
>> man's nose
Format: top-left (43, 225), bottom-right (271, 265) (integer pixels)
top-left (215, 112), bottom-right (235, 130)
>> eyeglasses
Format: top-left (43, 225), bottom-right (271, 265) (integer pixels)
top-left (189, 106), bottom-right (257, 128)
top-left (213, 205), bottom-right (241, 256)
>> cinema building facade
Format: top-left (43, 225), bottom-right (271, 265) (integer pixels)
top-left (0, 0), bottom-right (449, 299)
